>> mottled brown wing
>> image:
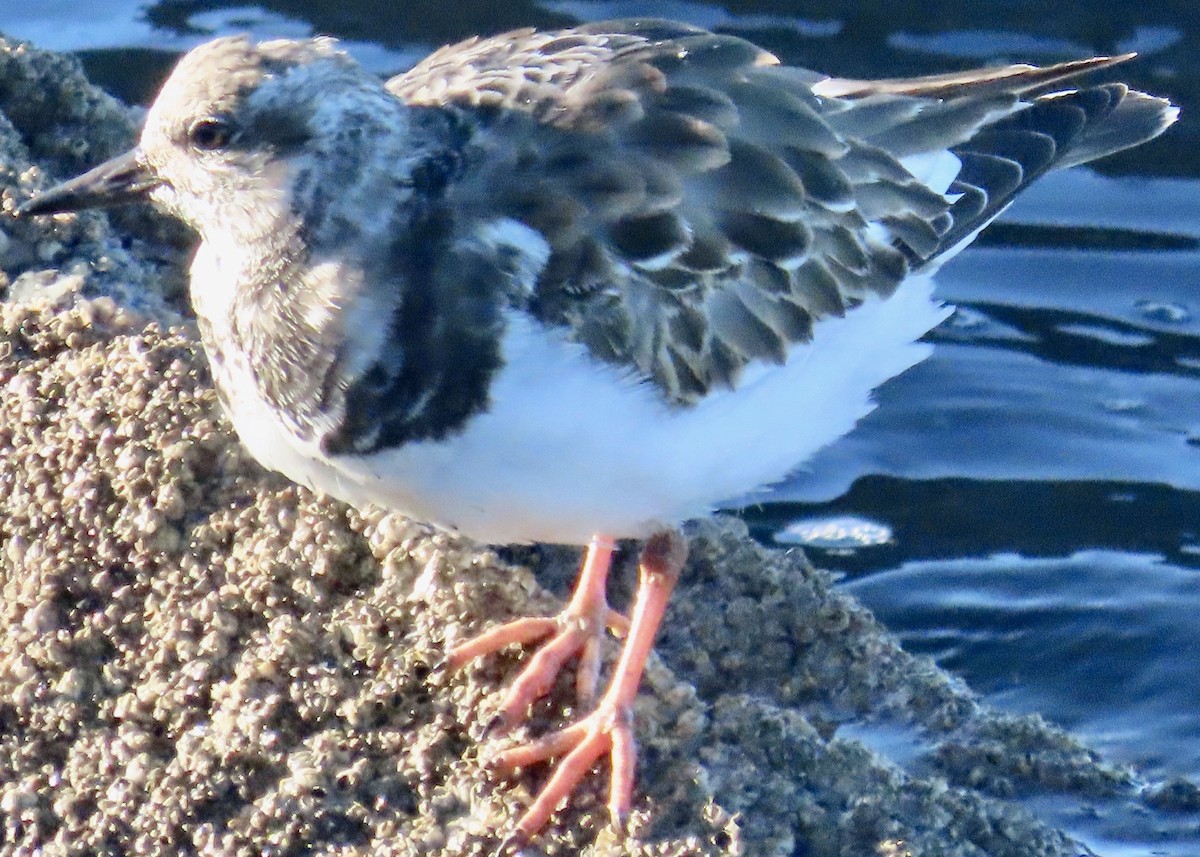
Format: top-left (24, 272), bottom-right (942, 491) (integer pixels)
top-left (387, 20), bottom-right (1165, 403)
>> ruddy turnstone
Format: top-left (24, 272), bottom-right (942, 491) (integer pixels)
top-left (18, 18), bottom-right (1177, 845)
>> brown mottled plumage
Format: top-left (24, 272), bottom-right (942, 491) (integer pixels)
top-left (391, 20), bottom-right (1170, 403)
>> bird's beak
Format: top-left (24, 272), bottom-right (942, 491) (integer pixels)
top-left (17, 148), bottom-right (161, 216)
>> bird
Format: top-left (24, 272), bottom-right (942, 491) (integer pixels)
top-left (17, 18), bottom-right (1177, 846)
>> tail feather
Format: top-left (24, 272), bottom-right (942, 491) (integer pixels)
top-left (823, 53), bottom-right (1178, 268)
top-left (929, 81), bottom-right (1177, 263)
top-left (813, 53), bottom-right (1137, 100)
top-left (1055, 87), bottom-right (1179, 169)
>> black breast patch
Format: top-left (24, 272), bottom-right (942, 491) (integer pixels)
top-left (318, 211), bottom-right (506, 456)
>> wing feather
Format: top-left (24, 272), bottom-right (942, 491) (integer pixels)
top-left (386, 21), bottom-right (1174, 403)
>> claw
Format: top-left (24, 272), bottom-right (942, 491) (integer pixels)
top-left (482, 710), bottom-right (511, 740)
top-left (492, 829), bottom-right (529, 857)
top-left (428, 653), bottom-right (451, 680)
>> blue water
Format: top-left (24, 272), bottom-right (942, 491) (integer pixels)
top-left (3, 3), bottom-right (1198, 853)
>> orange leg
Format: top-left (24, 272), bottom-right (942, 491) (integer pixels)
top-left (452, 530), bottom-right (687, 848)
top-left (447, 536), bottom-right (631, 719)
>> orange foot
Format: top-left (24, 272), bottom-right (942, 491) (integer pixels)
top-left (448, 530), bottom-right (687, 847)
top-left (447, 536), bottom-right (630, 713)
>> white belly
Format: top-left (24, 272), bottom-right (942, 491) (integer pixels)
top-left (212, 272), bottom-right (950, 546)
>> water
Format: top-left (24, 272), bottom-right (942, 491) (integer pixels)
top-left (3, 3), bottom-right (1197, 853)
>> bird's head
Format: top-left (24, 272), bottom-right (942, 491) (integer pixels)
top-left (19, 36), bottom-right (452, 247)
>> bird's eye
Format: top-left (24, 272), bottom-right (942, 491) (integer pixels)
top-left (188, 117), bottom-right (235, 151)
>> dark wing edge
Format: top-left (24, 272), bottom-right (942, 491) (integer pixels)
top-left (932, 84), bottom-right (1176, 263)
top-left (813, 54), bottom-right (1177, 263)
